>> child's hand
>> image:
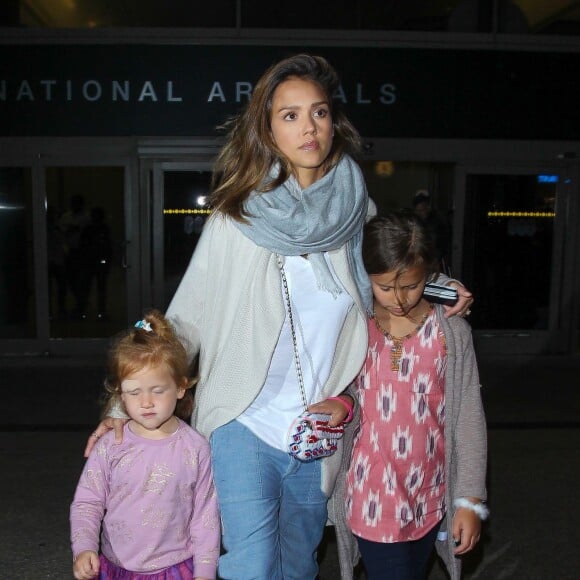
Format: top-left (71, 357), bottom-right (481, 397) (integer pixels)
top-left (443, 282), bottom-right (474, 319)
top-left (73, 550), bottom-right (99, 579)
top-left (84, 418), bottom-right (128, 457)
top-left (308, 395), bottom-right (353, 427)
top-left (452, 504), bottom-right (482, 555)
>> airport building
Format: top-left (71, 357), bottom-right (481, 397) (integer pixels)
top-left (1, 1), bottom-right (579, 356)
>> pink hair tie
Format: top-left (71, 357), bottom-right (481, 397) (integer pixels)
top-left (327, 396), bottom-right (354, 423)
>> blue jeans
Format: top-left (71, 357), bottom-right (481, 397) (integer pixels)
top-left (210, 420), bottom-right (328, 580)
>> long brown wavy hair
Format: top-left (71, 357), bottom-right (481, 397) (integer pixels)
top-left (210, 54), bottom-right (362, 220)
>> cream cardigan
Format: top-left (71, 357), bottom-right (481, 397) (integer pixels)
top-left (166, 213), bottom-right (369, 495)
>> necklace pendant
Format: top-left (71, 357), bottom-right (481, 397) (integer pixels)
top-left (372, 303), bottom-right (434, 376)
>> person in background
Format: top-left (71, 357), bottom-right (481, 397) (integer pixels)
top-left (70, 310), bottom-right (219, 580)
top-left (412, 189), bottom-right (451, 274)
top-left (86, 54), bottom-right (474, 579)
top-left (337, 212), bottom-right (487, 580)
top-left (59, 194), bottom-right (91, 319)
top-left (79, 206), bottom-right (113, 320)
top-left (47, 205), bottom-right (67, 320)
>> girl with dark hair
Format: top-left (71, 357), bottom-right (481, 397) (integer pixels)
top-left (338, 213), bottom-right (487, 580)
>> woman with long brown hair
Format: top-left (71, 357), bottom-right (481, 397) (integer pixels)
top-left (89, 53), bottom-right (473, 579)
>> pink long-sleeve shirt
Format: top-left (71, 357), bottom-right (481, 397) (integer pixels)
top-left (70, 419), bottom-right (220, 578)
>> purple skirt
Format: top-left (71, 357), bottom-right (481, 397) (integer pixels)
top-left (98, 554), bottom-right (193, 579)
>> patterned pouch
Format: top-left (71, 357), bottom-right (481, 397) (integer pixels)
top-left (287, 412), bottom-right (344, 462)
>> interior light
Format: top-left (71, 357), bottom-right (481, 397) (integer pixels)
top-left (375, 161), bottom-right (395, 177)
top-left (537, 175), bottom-right (558, 183)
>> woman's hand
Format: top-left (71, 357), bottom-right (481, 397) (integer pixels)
top-left (83, 417), bottom-right (128, 457)
top-left (443, 281), bottom-right (474, 319)
top-left (307, 395), bottom-right (353, 427)
top-left (73, 550), bottom-right (99, 579)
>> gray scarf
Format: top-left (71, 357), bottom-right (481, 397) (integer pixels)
top-left (233, 154), bottom-right (372, 312)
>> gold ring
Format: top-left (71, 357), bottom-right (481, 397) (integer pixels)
top-left (92, 432), bottom-right (100, 439)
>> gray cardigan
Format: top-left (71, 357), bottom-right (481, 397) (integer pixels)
top-left (328, 305), bottom-right (488, 580)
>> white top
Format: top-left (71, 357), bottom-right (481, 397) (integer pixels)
top-left (166, 215), bottom-right (370, 495)
top-left (238, 254), bottom-right (353, 450)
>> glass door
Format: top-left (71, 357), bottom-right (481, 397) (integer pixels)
top-left (0, 152), bottom-right (139, 356)
top-left (150, 162), bottom-right (213, 310)
top-left (44, 165), bottom-right (130, 341)
top-left (0, 166), bottom-right (34, 341)
top-left (359, 160), bottom-right (455, 274)
top-left (454, 165), bottom-right (569, 354)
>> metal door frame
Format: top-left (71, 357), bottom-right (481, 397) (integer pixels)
top-left (143, 159), bottom-right (215, 310)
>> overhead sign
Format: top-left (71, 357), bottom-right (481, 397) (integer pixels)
top-left (0, 44), bottom-right (579, 139)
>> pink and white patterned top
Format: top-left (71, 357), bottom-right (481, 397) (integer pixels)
top-left (346, 310), bottom-right (447, 543)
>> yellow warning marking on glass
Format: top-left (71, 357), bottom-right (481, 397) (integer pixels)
top-left (164, 209), bottom-right (212, 215)
top-left (487, 211), bottom-right (555, 218)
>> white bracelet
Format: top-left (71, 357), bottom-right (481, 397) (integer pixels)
top-left (453, 498), bottom-right (490, 520)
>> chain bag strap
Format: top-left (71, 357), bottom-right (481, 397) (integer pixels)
top-left (278, 255), bottom-right (344, 462)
